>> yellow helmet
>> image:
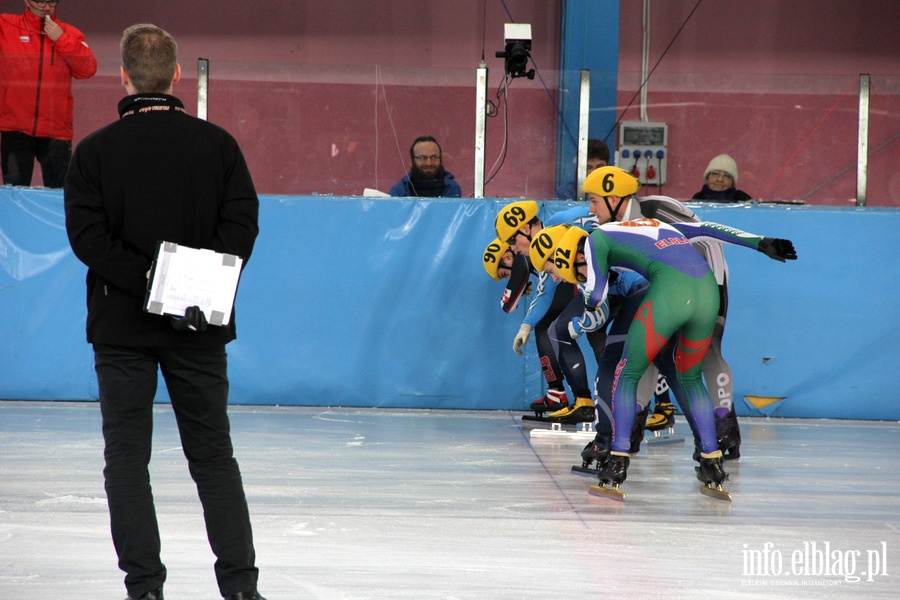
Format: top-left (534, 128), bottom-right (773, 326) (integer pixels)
top-left (583, 166), bottom-right (640, 198)
top-left (528, 224), bottom-right (571, 271)
top-left (495, 200), bottom-right (538, 242)
top-left (482, 238), bottom-right (511, 280)
top-left (554, 227), bottom-right (589, 284)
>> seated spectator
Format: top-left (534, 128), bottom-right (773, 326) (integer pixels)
top-left (389, 136), bottom-right (462, 197)
top-left (556, 138), bottom-right (610, 200)
top-left (692, 154), bottom-right (752, 202)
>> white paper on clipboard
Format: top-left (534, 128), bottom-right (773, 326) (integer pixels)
top-left (144, 241), bottom-right (243, 326)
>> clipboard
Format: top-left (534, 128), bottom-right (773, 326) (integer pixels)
top-left (143, 241), bottom-right (244, 326)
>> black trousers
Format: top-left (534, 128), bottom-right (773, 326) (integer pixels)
top-left (533, 282), bottom-right (578, 392)
top-left (1, 130), bottom-right (72, 188)
top-left (93, 343), bottom-right (259, 598)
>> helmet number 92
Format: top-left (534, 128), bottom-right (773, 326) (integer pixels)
top-left (555, 248), bottom-right (573, 270)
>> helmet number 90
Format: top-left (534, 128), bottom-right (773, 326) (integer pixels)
top-left (484, 242), bottom-right (502, 264)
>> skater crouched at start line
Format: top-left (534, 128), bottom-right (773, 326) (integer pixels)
top-left (547, 218), bottom-right (797, 500)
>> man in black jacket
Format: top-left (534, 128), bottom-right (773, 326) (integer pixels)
top-left (64, 24), bottom-right (264, 600)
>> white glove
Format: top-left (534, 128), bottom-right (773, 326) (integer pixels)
top-left (567, 317), bottom-right (583, 340)
top-left (512, 323), bottom-right (532, 355)
top-left (579, 303), bottom-right (610, 334)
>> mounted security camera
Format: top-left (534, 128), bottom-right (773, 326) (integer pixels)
top-left (496, 23), bottom-right (535, 80)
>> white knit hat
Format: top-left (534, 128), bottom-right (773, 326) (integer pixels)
top-left (704, 154), bottom-right (738, 184)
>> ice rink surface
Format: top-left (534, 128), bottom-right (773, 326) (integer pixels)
top-left (1, 401), bottom-right (898, 599)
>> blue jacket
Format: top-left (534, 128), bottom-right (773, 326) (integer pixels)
top-left (388, 171), bottom-right (462, 197)
top-left (522, 205), bottom-right (598, 327)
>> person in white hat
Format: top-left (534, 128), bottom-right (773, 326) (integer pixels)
top-left (692, 154), bottom-right (752, 202)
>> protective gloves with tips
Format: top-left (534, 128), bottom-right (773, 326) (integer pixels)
top-left (512, 323), bottom-right (532, 355)
top-left (757, 238), bottom-right (798, 262)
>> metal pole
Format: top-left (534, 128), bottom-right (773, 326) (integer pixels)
top-left (474, 61), bottom-right (488, 198)
top-left (197, 58), bottom-right (209, 121)
top-left (856, 74), bottom-right (870, 207)
top-left (576, 69), bottom-right (590, 201)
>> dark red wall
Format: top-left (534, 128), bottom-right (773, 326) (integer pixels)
top-left (616, 0), bottom-right (900, 205)
top-left (53, 1), bottom-right (899, 204)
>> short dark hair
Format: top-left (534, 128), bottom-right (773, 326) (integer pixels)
top-left (409, 136), bottom-right (442, 160)
top-left (587, 139), bottom-right (610, 163)
top-left (121, 24), bottom-right (178, 94)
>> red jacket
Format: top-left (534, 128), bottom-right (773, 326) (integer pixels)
top-left (0, 9), bottom-right (97, 140)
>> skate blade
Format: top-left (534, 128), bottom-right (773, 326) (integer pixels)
top-left (522, 414), bottom-right (552, 423)
top-left (588, 483), bottom-right (625, 501)
top-left (648, 426), bottom-right (675, 436)
top-left (530, 428), bottom-right (594, 441)
top-left (646, 434), bottom-right (685, 446)
top-left (699, 483), bottom-right (732, 502)
top-left (571, 465), bottom-right (599, 477)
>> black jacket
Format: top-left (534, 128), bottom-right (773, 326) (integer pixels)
top-left (64, 94), bottom-right (259, 347)
top-left (691, 185), bottom-right (752, 202)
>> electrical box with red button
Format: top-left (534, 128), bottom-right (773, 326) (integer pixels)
top-left (615, 121), bottom-right (667, 185)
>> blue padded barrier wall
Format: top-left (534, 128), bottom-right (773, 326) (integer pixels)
top-left (1, 187), bottom-right (898, 420)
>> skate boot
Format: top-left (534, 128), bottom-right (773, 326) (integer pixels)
top-left (589, 452), bottom-right (630, 500)
top-left (580, 433), bottom-right (610, 469)
top-left (529, 389), bottom-right (568, 417)
top-left (696, 451), bottom-right (728, 485)
top-left (546, 397), bottom-right (596, 424)
top-left (715, 408), bottom-right (742, 460)
top-left (645, 401), bottom-right (677, 435)
top-left (629, 404), bottom-right (650, 453)
top-left (695, 450), bottom-right (732, 501)
top-left (597, 452), bottom-right (630, 485)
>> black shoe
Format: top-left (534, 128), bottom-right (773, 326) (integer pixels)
top-left (695, 452), bottom-right (729, 486)
top-left (225, 592), bottom-right (267, 600)
top-left (580, 433), bottom-right (610, 468)
top-left (545, 397), bottom-right (595, 424)
top-left (629, 405), bottom-right (650, 453)
top-left (529, 390), bottom-right (568, 416)
top-left (645, 401), bottom-right (676, 432)
top-left (716, 409), bottom-right (742, 460)
top-left (127, 589), bottom-right (163, 600)
top-left (596, 453), bottom-right (630, 485)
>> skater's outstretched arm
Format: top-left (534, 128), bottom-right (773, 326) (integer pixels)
top-left (669, 221), bottom-right (798, 262)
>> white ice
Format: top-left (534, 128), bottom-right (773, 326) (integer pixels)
top-left (1, 401), bottom-right (898, 599)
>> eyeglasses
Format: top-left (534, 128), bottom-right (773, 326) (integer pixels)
top-left (413, 155), bottom-right (441, 162)
top-left (30, 0), bottom-right (59, 6)
top-left (506, 230), bottom-right (528, 246)
top-left (707, 170), bottom-right (733, 180)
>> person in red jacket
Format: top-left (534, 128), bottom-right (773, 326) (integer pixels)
top-left (0, 0), bottom-right (96, 187)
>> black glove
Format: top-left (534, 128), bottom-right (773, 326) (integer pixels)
top-left (171, 305), bottom-right (208, 332)
top-left (758, 238), bottom-right (797, 262)
top-left (608, 293), bottom-right (624, 320)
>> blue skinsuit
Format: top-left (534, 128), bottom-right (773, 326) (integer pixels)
top-left (522, 206), bottom-right (599, 398)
